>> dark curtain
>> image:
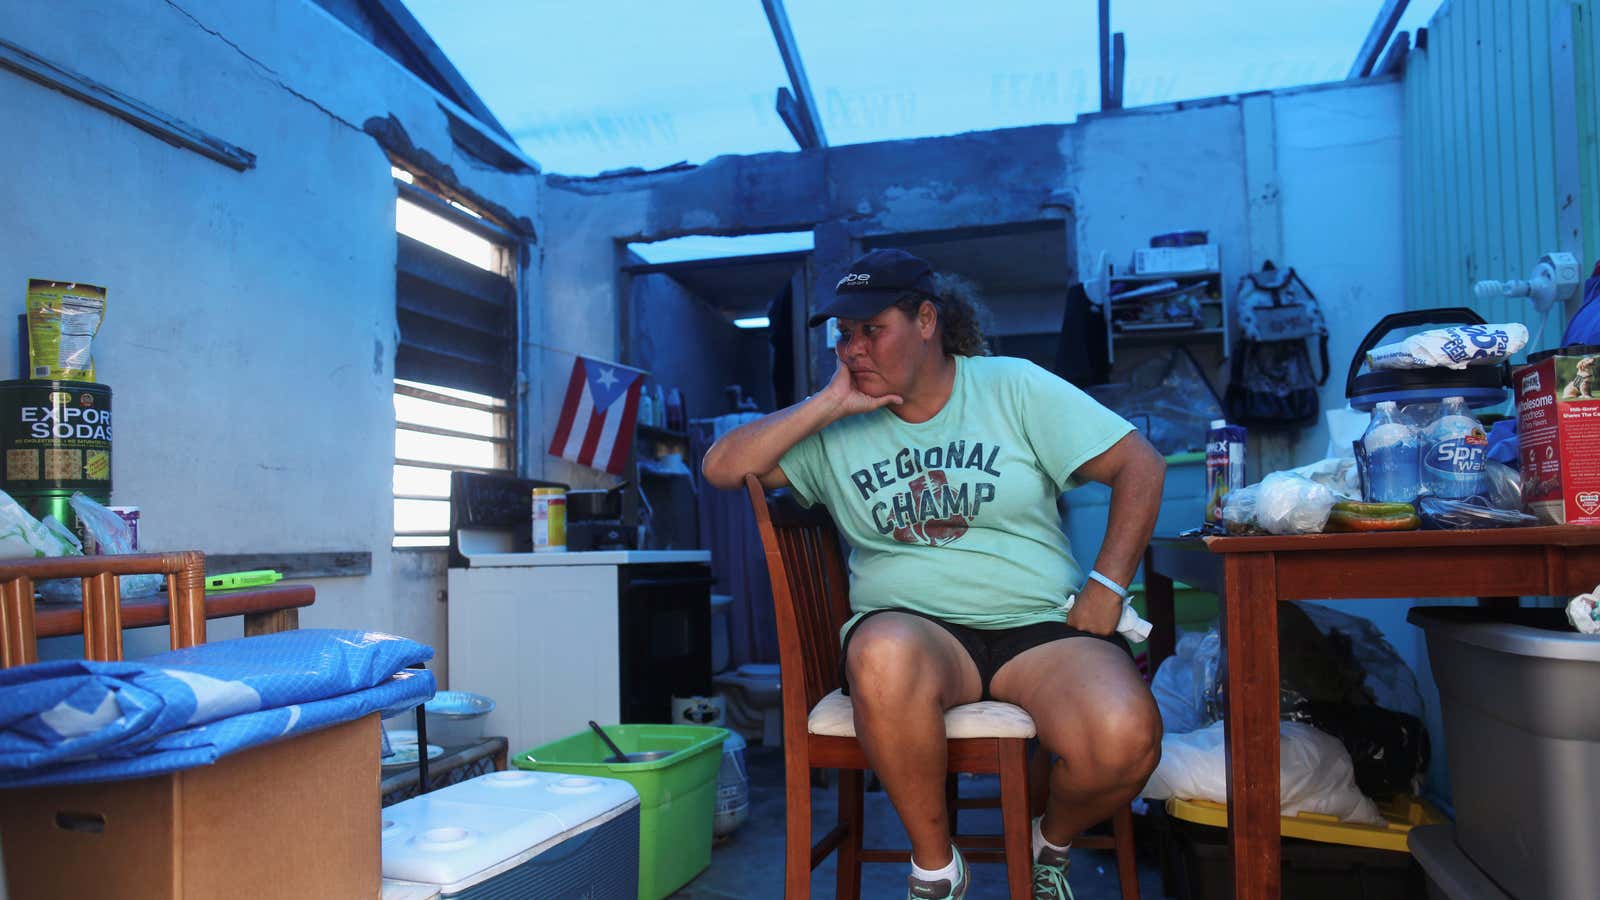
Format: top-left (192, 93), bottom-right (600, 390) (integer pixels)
top-left (692, 417), bottom-right (779, 667)
top-left (1052, 282), bottom-right (1112, 388)
top-left (766, 283), bottom-right (796, 410)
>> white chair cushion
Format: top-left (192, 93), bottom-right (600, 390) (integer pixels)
top-left (806, 688), bottom-right (1037, 739)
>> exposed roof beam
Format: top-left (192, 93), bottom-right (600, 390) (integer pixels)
top-left (362, 0), bottom-right (516, 142)
top-left (1349, 0), bottom-right (1411, 78)
top-left (1109, 32), bottom-right (1126, 110)
top-left (762, 0), bottom-right (827, 149)
top-left (1376, 30), bottom-right (1411, 77)
top-left (1098, 0), bottom-right (1112, 110)
top-left (775, 86), bottom-right (816, 149)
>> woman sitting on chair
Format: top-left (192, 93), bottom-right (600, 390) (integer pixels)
top-left (702, 249), bottom-right (1165, 900)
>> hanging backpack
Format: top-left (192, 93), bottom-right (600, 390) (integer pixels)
top-left (1225, 261), bottom-right (1329, 429)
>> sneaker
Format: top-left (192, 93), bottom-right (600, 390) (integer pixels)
top-left (906, 845), bottom-right (969, 899)
top-left (1032, 841), bottom-right (1074, 900)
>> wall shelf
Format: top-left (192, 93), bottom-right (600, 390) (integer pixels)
top-left (1111, 327), bottom-right (1226, 348)
top-left (636, 423), bottom-right (688, 444)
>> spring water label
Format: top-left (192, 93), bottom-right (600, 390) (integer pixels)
top-left (1423, 430), bottom-right (1488, 498)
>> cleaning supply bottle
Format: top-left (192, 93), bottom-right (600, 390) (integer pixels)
top-left (1421, 396), bottom-right (1489, 499)
top-left (1362, 401), bottom-right (1420, 503)
top-left (1204, 419), bottom-right (1247, 529)
top-left (638, 382), bottom-right (656, 429)
top-left (665, 387), bottom-right (685, 432)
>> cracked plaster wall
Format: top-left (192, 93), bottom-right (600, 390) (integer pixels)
top-left (0, 0), bottom-right (540, 682)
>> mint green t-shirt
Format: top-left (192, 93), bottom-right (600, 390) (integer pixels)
top-left (778, 355), bottom-right (1134, 636)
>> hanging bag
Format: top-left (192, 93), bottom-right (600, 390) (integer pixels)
top-left (1226, 261), bottom-right (1330, 428)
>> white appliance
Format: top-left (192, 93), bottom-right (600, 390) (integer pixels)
top-left (382, 769), bottom-right (640, 899)
top-left (447, 473), bottom-right (713, 755)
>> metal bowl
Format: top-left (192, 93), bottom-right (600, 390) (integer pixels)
top-left (422, 691), bottom-right (496, 746)
top-left (617, 750), bottom-right (674, 763)
top-left (425, 690), bottom-right (496, 718)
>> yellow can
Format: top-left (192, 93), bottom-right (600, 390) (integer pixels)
top-left (531, 487), bottom-right (566, 552)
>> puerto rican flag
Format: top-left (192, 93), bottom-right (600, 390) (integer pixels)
top-left (548, 355), bottom-right (645, 474)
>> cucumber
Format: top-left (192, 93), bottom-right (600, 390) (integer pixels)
top-left (1326, 508), bottom-right (1420, 532)
top-left (1332, 500), bottom-right (1416, 518)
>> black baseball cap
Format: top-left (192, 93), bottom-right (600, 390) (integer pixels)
top-left (807, 249), bottom-right (936, 327)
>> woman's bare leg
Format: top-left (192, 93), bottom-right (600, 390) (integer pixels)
top-left (844, 613), bottom-right (983, 867)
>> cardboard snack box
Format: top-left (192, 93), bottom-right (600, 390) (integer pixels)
top-left (1515, 346), bottom-right (1600, 525)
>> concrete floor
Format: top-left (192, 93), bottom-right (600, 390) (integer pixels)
top-left (675, 743), bottom-right (1174, 899)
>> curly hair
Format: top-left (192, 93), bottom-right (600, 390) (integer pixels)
top-left (893, 272), bottom-right (993, 357)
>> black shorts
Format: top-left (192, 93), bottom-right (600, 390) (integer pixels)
top-left (839, 607), bottom-right (1133, 701)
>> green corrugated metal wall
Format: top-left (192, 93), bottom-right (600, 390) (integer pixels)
top-left (1578, 2), bottom-right (1600, 268)
top-left (1403, 0), bottom-right (1591, 351)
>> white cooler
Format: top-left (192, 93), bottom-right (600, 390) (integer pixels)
top-left (382, 770), bottom-right (640, 899)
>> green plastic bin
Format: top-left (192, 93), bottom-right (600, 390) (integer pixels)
top-left (513, 724), bottom-right (727, 900)
top-left (1128, 581), bottom-right (1219, 657)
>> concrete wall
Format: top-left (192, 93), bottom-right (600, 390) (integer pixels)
top-left (545, 80), bottom-right (1406, 469)
top-left (0, 0), bottom-right (540, 675)
top-left (628, 272), bottom-right (752, 426)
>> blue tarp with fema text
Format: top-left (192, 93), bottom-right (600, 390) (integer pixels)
top-left (0, 628), bottom-right (434, 787)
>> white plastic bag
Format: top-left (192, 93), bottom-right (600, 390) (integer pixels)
top-left (37, 493), bottom-right (160, 601)
top-left (1222, 484), bottom-right (1260, 535)
top-left (1257, 472), bottom-right (1336, 535)
top-left (0, 488), bottom-right (80, 558)
top-left (1151, 629), bottom-right (1222, 735)
top-left (1140, 720), bottom-right (1384, 824)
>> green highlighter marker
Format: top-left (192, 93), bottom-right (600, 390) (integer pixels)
top-left (206, 570), bottom-right (283, 591)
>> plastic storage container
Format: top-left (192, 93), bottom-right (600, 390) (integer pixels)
top-left (1127, 581), bottom-right (1219, 658)
top-left (1157, 794), bottom-right (1438, 900)
top-left (1408, 824), bottom-right (1513, 900)
top-left (513, 724), bottom-right (727, 900)
top-left (1408, 606), bottom-right (1600, 900)
top-left (381, 769), bottom-right (640, 899)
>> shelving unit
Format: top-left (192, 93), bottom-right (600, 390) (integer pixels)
top-left (1103, 266), bottom-right (1231, 361)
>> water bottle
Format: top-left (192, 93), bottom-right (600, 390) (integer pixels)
top-left (1362, 402), bottom-right (1420, 502)
top-left (1421, 396), bottom-right (1489, 499)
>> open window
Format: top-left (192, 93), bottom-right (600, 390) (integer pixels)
top-left (390, 164), bottom-right (518, 547)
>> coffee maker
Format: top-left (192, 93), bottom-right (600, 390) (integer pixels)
top-left (565, 483), bottom-right (634, 551)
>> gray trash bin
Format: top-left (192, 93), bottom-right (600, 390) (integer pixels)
top-left (1409, 606), bottom-right (1600, 900)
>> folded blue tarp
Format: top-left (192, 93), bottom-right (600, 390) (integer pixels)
top-left (0, 629), bottom-right (435, 787)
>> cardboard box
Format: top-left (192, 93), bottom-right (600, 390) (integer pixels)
top-left (1515, 348), bottom-right (1600, 525)
top-left (1132, 243), bottom-right (1219, 275)
top-left (1, 713), bottom-right (380, 899)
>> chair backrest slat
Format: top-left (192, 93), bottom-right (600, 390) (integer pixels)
top-left (746, 476), bottom-right (852, 721)
top-left (0, 551), bottom-right (208, 668)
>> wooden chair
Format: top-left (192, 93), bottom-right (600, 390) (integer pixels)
top-left (0, 551), bottom-right (207, 668)
top-left (746, 475), bottom-right (1142, 900)
top-left (747, 476), bottom-right (1035, 899)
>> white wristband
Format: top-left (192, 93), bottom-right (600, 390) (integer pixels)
top-left (1086, 569), bottom-right (1133, 602)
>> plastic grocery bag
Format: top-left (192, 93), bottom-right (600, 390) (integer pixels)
top-left (1140, 720), bottom-right (1384, 824)
top-left (0, 488), bottom-right (80, 558)
top-left (1257, 472), bottom-right (1336, 535)
top-left (36, 493), bottom-right (160, 601)
top-left (1221, 484), bottom-right (1261, 535)
top-left (1151, 629), bottom-right (1222, 734)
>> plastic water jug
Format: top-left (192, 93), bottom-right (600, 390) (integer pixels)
top-left (1421, 396), bottom-right (1488, 499)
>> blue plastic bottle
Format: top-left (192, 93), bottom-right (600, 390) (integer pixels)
top-left (1420, 396), bottom-right (1489, 499)
top-left (1363, 401), bottom-right (1420, 503)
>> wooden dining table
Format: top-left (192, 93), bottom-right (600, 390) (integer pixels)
top-left (1143, 525), bottom-right (1600, 900)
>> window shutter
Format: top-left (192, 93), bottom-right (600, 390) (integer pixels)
top-left (395, 233), bottom-right (515, 397)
